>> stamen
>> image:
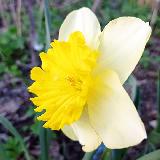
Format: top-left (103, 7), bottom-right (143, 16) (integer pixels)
top-left (66, 75), bottom-right (82, 91)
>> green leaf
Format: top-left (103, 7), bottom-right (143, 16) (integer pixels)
top-left (110, 149), bottom-right (127, 160)
top-left (0, 140), bottom-right (9, 160)
top-left (148, 130), bottom-right (160, 145)
top-left (137, 149), bottom-right (160, 160)
top-left (31, 120), bottom-right (40, 135)
top-left (0, 115), bottom-right (31, 160)
top-left (82, 152), bottom-right (94, 160)
top-left (3, 137), bottom-right (23, 160)
top-left (0, 63), bottom-right (6, 74)
top-left (124, 75), bottom-right (137, 101)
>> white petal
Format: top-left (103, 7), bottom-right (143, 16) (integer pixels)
top-left (62, 125), bottom-right (77, 141)
top-left (71, 108), bottom-right (101, 152)
top-left (58, 7), bottom-right (101, 48)
top-left (88, 69), bottom-right (147, 149)
top-left (98, 17), bottom-right (151, 83)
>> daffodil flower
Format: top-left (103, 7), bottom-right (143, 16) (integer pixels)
top-left (28, 7), bottom-right (151, 152)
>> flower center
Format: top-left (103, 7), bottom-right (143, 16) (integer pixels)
top-left (29, 31), bottom-right (99, 130)
top-left (66, 75), bottom-right (82, 91)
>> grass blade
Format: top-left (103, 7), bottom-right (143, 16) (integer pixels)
top-left (157, 71), bottom-right (160, 132)
top-left (0, 115), bottom-right (31, 160)
top-left (44, 0), bottom-right (51, 49)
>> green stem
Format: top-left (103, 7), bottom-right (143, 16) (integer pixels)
top-left (39, 125), bottom-right (49, 160)
top-left (102, 148), bottom-right (111, 160)
top-left (39, 1), bottom-right (52, 160)
top-left (82, 152), bottom-right (94, 160)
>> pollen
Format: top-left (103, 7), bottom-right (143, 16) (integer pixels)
top-left (28, 31), bottom-right (99, 130)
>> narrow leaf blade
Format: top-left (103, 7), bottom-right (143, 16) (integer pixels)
top-left (0, 115), bottom-right (31, 160)
top-left (137, 149), bottom-right (160, 160)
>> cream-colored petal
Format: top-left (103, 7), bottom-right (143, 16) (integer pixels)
top-left (62, 125), bottom-right (78, 141)
top-left (58, 7), bottom-right (101, 48)
top-left (98, 17), bottom-right (151, 83)
top-left (71, 108), bottom-right (101, 152)
top-left (88, 69), bottom-right (147, 149)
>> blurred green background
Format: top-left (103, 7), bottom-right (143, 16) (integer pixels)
top-left (0, 0), bottom-right (160, 160)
